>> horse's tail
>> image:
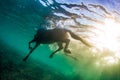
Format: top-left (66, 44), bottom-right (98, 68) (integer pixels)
top-left (67, 30), bottom-right (92, 47)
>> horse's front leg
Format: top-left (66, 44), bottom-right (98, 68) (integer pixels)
top-left (29, 38), bottom-right (36, 49)
top-left (29, 42), bottom-right (32, 49)
top-left (23, 43), bottom-right (40, 61)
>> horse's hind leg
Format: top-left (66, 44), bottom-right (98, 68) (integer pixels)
top-left (49, 42), bottom-right (63, 58)
top-left (64, 39), bottom-right (71, 53)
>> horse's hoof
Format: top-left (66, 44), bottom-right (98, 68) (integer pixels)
top-left (49, 55), bottom-right (53, 58)
top-left (23, 57), bottom-right (27, 61)
top-left (29, 47), bottom-right (33, 50)
top-left (23, 58), bottom-right (26, 61)
top-left (64, 49), bottom-right (71, 53)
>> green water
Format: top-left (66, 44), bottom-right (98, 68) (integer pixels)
top-left (0, 0), bottom-right (120, 80)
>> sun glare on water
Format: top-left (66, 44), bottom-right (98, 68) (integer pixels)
top-left (61, 17), bottom-right (120, 66)
top-left (90, 18), bottom-right (120, 66)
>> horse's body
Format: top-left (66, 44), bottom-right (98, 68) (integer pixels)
top-left (34, 28), bottom-right (70, 44)
top-left (23, 28), bottom-right (91, 61)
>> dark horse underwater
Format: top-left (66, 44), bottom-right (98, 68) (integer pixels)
top-left (23, 28), bottom-right (92, 61)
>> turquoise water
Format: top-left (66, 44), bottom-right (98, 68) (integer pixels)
top-left (0, 0), bottom-right (120, 80)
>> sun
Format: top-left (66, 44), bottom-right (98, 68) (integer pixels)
top-left (90, 18), bottom-right (120, 66)
top-left (101, 18), bottom-right (120, 51)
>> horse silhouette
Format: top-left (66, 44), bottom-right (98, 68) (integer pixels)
top-left (23, 28), bottom-right (92, 61)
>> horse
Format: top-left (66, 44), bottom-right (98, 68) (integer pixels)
top-left (23, 28), bottom-right (92, 61)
